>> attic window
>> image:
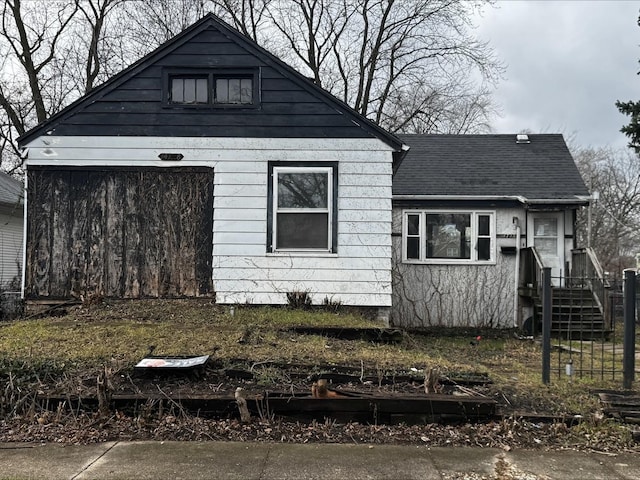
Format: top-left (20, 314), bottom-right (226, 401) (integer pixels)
top-left (171, 77), bottom-right (208, 104)
top-left (214, 78), bottom-right (253, 104)
top-left (165, 69), bottom-right (258, 107)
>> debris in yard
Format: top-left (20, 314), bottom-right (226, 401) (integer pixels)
top-left (134, 355), bottom-right (210, 373)
top-left (311, 379), bottom-right (344, 398)
top-left (453, 385), bottom-right (483, 397)
top-left (284, 326), bottom-right (403, 343)
top-left (5, 299), bottom-right (639, 452)
top-left (0, 412), bottom-right (626, 450)
top-left (218, 360), bottom-right (492, 388)
top-left (96, 365), bottom-right (113, 415)
top-left (598, 390), bottom-right (640, 424)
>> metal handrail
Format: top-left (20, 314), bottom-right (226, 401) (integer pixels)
top-left (571, 247), bottom-right (610, 327)
top-left (586, 247), bottom-right (607, 282)
top-left (520, 246), bottom-right (545, 298)
top-left (522, 246), bottom-right (609, 321)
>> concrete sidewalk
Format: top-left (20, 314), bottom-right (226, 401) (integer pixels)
top-left (1, 441), bottom-right (639, 480)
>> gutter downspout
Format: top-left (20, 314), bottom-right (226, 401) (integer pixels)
top-left (513, 217), bottom-right (521, 328)
top-left (20, 147), bottom-right (28, 300)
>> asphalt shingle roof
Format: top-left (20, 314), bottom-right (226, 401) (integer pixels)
top-left (394, 134), bottom-right (589, 200)
top-left (0, 171), bottom-right (24, 207)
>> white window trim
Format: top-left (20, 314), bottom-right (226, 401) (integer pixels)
top-left (272, 166), bottom-right (333, 253)
top-left (402, 209), bottom-right (496, 265)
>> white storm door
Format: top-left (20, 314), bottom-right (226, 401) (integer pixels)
top-left (528, 213), bottom-right (564, 286)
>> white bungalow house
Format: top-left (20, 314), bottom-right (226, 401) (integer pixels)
top-left (0, 171), bottom-right (23, 290)
top-left (17, 15), bottom-right (595, 331)
top-left (17, 14), bottom-right (408, 319)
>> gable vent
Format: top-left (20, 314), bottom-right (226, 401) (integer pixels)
top-left (516, 134), bottom-right (530, 144)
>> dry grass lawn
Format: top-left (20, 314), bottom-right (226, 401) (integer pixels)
top-left (0, 299), bottom-right (627, 417)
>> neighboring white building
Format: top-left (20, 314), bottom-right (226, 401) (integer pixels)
top-left (0, 171), bottom-right (23, 290)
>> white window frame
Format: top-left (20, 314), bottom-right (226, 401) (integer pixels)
top-left (402, 210), bottom-right (496, 264)
top-left (272, 166), bottom-right (334, 252)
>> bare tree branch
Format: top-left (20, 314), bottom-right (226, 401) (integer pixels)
top-left (2, 0), bottom-right (79, 123)
top-left (574, 146), bottom-right (640, 275)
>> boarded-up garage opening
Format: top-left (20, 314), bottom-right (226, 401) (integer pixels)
top-left (26, 167), bottom-right (214, 299)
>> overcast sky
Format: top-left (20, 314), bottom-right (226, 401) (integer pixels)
top-left (474, 0), bottom-right (639, 150)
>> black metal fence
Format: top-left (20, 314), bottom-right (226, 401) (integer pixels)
top-left (541, 268), bottom-right (635, 387)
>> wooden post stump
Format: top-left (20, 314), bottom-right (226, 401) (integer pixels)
top-left (235, 387), bottom-right (251, 423)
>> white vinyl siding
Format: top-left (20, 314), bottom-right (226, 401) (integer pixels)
top-left (25, 136), bottom-right (393, 307)
top-left (0, 209), bottom-right (23, 289)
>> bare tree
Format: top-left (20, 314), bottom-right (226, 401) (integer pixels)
top-left (265, 0), bottom-right (501, 133)
top-left (217, 0), bottom-right (270, 41)
top-left (123, 0), bottom-right (272, 57)
top-left (0, 0), bottom-right (81, 173)
top-left (77, 0), bottom-right (127, 92)
top-left (0, 0), bottom-right (130, 173)
top-left (574, 147), bottom-right (640, 275)
top-left (0, 0), bottom-right (79, 125)
top-left (58, 0), bottom-right (133, 101)
top-left (382, 80), bottom-right (496, 134)
top-left (266, 0), bottom-right (354, 88)
top-left (122, 0), bottom-right (212, 49)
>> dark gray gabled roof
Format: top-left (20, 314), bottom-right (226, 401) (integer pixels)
top-left (0, 171), bottom-right (23, 208)
top-left (393, 134), bottom-right (589, 202)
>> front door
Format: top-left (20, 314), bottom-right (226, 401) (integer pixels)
top-left (528, 212), bottom-right (564, 286)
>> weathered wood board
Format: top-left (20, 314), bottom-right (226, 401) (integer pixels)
top-left (26, 167), bottom-right (214, 299)
top-left (599, 391), bottom-right (640, 424)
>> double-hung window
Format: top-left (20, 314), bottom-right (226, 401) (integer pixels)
top-left (268, 162), bottom-right (338, 252)
top-left (403, 210), bottom-right (495, 263)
